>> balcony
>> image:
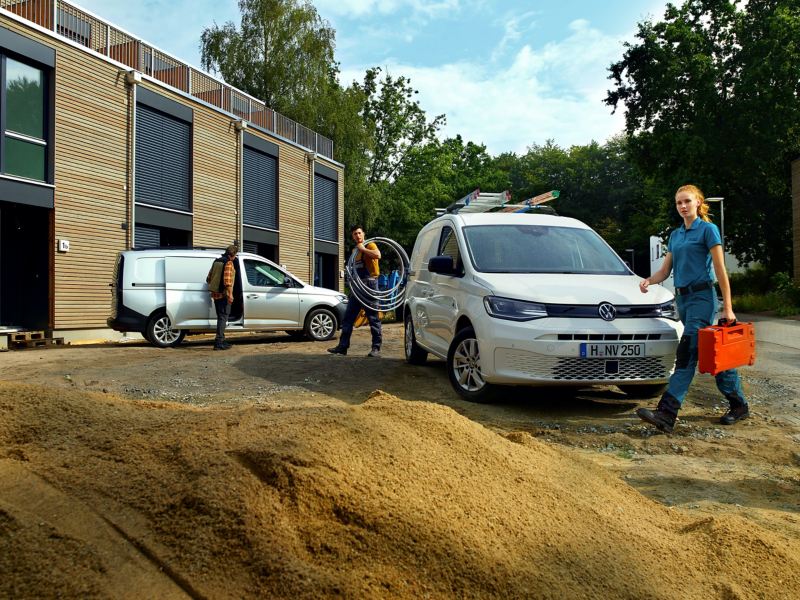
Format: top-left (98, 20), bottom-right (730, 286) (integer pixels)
top-left (0, 0), bottom-right (335, 159)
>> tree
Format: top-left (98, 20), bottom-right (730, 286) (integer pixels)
top-left (200, 0), bottom-right (336, 124)
top-left (382, 136), bottom-right (506, 247)
top-left (355, 67), bottom-right (446, 186)
top-left (606, 0), bottom-right (800, 272)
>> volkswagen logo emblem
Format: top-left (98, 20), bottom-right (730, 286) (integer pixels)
top-left (598, 302), bottom-right (617, 321)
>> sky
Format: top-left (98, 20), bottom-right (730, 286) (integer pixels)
top-left (73, 0), bottom-right (669, 155)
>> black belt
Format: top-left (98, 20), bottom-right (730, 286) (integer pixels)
top-left (675, 281), bottom-right (714, 296)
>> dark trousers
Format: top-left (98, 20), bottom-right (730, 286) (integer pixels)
top-left (214, 296), bottom-right (231, 345)
top-left (337, 280), bottom-right (382, 350)
top-left (666, 288), bottom-right (745, 406)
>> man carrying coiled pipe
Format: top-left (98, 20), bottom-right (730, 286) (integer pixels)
top-left (327, 225), bottom-right (383, 357)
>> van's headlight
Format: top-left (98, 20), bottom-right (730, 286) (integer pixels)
top-left (336, 294), bottom-right (348, 303)
top-left (656, 301), bottom-right (678, 320)
top-left (484, 296), bottom-right (547, 321)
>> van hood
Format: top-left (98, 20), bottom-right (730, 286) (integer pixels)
top-left (298, 283), bottom-right (346, 298)
top-left (472, 273), bottom-right (675, 306)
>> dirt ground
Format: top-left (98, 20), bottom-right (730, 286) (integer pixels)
top-left (1, 323), bottom-right (799, 599)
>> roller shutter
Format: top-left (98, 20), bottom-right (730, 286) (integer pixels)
top-left (135, 104), bottom-right (191, 211)
top-left (243, 146), bottom-right (277, 230)
top-left (314, 174), bottom-right (337, 242)
top-left (135, 225), bottom-right (160, 248)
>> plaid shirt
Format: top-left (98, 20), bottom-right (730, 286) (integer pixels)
top-left (210, 258), bottom-right (235, 301)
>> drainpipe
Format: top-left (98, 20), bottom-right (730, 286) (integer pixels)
top-left (124, 70), bottom-right (141, 248)
top-left (307, 151), bottom-right (317, 282)
top-left (234, 119), bottom-right (247, 246)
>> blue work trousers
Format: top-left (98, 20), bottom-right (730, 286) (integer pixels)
top-left (337, 279), bottom-right (382, 351)
top-left (667, 287), bottom-right (745, 406)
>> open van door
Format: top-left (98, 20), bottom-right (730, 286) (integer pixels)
top-left (164, 256), bottom-right (216, 328)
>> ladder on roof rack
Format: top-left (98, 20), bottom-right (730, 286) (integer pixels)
top-left (435, 189), bottom-right (559, 216)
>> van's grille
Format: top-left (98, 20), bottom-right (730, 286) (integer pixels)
top-left (496, 349), bottom-right (672, 382)
top-left (556, 333), bottom-right (662, 341)
top-left (551, 357), bottom-right (670, 381)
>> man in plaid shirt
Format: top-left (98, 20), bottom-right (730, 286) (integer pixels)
top-left (207, 245), bottom-right (238, 350)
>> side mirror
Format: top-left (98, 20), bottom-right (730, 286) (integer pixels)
top-left (283, 276), bottom-right (293, 287)
top-left (428, 255), bottom-right (455, 275)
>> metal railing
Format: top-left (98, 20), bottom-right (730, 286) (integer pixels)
top-left (1, 0), bottom-right (335, 160)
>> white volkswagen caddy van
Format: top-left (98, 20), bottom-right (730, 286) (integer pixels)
top-left (403, 212), bottom-right (683, 401)
top-left (108, 248), bottom-right (347, 347)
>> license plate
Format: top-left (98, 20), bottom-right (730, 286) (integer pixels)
top-left (580, 342), bottom-right (646, 358)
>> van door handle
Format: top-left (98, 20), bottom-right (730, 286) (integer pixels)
top-left (246, 294), bottom-right (259, 299)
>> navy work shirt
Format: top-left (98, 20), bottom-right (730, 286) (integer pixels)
top-left (667, 219), bottom-right (722, 288)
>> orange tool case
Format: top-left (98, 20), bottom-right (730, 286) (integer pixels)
top-left (698, 321), bottom-right (756, 376)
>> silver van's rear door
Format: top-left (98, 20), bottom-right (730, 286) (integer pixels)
top-left (164, 256), bottom-right (216, 328)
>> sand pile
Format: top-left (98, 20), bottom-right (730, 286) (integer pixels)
top-left (1, 382), bottom-right (798, 599)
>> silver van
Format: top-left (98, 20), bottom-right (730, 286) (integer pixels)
top-left (108, 249), bottom-right (347, 347)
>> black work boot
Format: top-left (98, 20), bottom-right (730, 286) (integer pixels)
top-left (327, 346), bottom-right (347, 355)
top-left (636, 393), bottom-right (680, 433)
top-left (720, 394), bottom-right (749, 425)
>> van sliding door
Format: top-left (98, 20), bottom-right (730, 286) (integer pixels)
top-left (164, 257), bottom-right (216, 328)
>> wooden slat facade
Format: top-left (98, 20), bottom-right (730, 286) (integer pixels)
top-left (1, 13), bottom-right (344, 333)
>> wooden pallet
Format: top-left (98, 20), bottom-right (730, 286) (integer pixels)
top-left (9, 337), bottom-right (65, 350)
top-left (10, 331), bottom-right (45, 342)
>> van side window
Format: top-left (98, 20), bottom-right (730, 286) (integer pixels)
top-left (244, 259), bottom-right (286, 287)
top-left (411, 228), bottom-right (438, 272)
top-left (438, 226), bottom-right (463, 274)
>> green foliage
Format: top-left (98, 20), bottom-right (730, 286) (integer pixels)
top-left (355, 67), bottom-right (446, 186)
top-left (606, 0), bottom-right (800, 273)
top-left (729, 265), bottom-right (772, 295)
top-left (342, 68), bottom-right (446, 238)
top-left (380, 136), bottom-right (506, 248)
top-left (732, 268), bottom-right (800, 316)
top-left (487, 137), bottom-right (668, 276)
top-left (200, 0), bottom-right (336, 121)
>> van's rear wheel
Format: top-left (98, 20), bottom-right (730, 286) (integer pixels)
top-left (305, 308), bottom-right (336, 341)
top-left (146, 310), bottom-right (186, 348)
top-left (404, 312), bottom-right (428, 365)
top-left (447, 327), bottom-right (495, 402)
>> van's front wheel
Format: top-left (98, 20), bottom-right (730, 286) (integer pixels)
top-left (305, 308), bottom-right (337, 341)
top-left (146, 310), bottom-right (186, 348)
top-left (447, 327), bottom-right (495, 402)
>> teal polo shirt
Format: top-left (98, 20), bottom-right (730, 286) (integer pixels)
top-left (667, 219), bottom-right (721, 288)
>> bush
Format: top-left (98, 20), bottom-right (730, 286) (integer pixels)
top-left (729, 265), bottom-right (771, 295)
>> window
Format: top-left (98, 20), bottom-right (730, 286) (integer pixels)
top-left (438, 226), bottom-right (463, 274)
top-left (462, 224), bottom-right (629, 275)
top-left (3, 57), bottom-right (47, 181)
top-left (314, 173), bottom-right (337, 242)
top-left (243, 146), bottom-right (277, 230)
top-left (243, 259), bottom-right (287, 287)
top-left (135, 103), bottom-right (191, 211)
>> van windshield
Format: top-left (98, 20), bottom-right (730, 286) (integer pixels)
top-left (462, 224), bottom-right (629, 274)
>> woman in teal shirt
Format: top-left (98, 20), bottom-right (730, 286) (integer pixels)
top-left (636, 184), bottom-right (748, 433)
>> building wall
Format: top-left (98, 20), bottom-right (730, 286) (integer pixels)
top-left (189, 96), bottom-right (238, 248)
top-left (793, 158), bottom-right (800, 284)
top-left (1, 14), bottom-right (344, 332)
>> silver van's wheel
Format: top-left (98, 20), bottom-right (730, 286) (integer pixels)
top-left (404, 311), bottom-right (428, 365)
top-left (305, 308), bottom-right (336, 341)
top-left (447, 327), bottom-right (495, 402)
top-left (146, 310), bottom-right (186, 348)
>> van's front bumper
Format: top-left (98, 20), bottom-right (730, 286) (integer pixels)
top-left (473, 316), bottom-right (683, 386)
top-left (107, 305), bottom-right (148, 333)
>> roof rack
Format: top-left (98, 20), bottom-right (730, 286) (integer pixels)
top-left (435, 189), bottom-right (560, 216)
